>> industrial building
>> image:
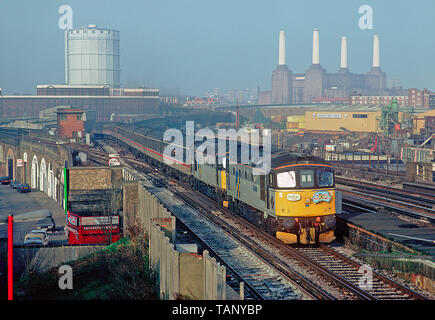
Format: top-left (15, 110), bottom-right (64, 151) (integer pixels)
top-left (239, 102), bottom-right (431, 136)
top-left (56, 108), bottom-right (85, 138)
top-left (258, 30), bottom-right (399, 105)
top-left (0, 24), bottom-right (160, 123)
top-left (0, 85), bottom-right (159, 123)
top-left (65, 25), bottom-right (120, 88)
top-left (270, 31), bottom-right (293, 105)
top-left (304, 108), bottom-right (381, 134)
top-left (412, 109), bottom-right (435, 135)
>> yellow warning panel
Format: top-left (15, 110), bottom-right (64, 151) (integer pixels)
top-left (276, 231), bottom-right (298, 244)
top-left (221, 170), bottom-right (226, 190)
top-left (319, 230), bottom-right (335, 243)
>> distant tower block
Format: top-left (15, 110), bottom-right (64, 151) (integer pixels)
top-left (65, 24), bottom-right (120, 87)
top-left (340, 36), bottom-right (348, 69)
top-left (373, 34), bottom-right (380, 68)
top-left (278, 30), bottom-right (286, 65)
top-left (312, 29), bottom-right (320, 65)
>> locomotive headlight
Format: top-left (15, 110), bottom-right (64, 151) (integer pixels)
top-left (287, 193), bottom-right (301, 201)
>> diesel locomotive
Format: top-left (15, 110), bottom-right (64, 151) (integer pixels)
top-left (97, 124), bottom-right (340, 245)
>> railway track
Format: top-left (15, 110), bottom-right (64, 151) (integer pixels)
top-left (337, 177), bottom-right (435, 208)
top-left (91, 142), bottom-right (318, 300)
top-left (402, 182), bottom-right (435, 200)
top-left (124, 155), bottom-right (427, 300)
top-left (173, 181), bottom-right (426, 300)
top-left (0, 128), bottom-right (61, 146)
top-left (337, 176), bottom-right (435, 224)
top-left (340, 189), bottom-right (435, 224)
top-left (295, 245), bottom-right (425, 300)
top-left (80, 140), bottom-right (428, 300)
top-left (125, 158), bottom-right (323, 300)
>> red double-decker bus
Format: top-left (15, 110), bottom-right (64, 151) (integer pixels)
top-left (65, 211), bottom-right (121, 245)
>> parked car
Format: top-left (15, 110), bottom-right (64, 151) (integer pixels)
top-left (17, 183), bottom-right (31, 193)
top-left (30, 229), bottom-right (49, 242)
top-left (36, 220), bottom-right (56, 233)
top-left (14, 210), bottom-right (56, 233)
top-left (23, 233), bottom-right (48, 246)
top-left (10, 180), bottom-right (20, 189)
top-left (0, 176), bottom-right (12, 185)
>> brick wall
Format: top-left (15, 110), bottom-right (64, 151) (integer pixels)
top-left (57, 113), bottom-right (84, 138)
top-left (68, 167), bottom-right (123, 214)
top-left (69, 167), bottom-right (113, 190)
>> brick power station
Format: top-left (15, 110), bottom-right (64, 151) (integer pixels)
top-left (258, 29), bottom-right (390, 105)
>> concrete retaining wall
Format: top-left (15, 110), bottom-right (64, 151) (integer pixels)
top-left (122, 173), bottom-right (239, 300)
top-left (15, 245), bottom-right (104, 274)
top-left (149, 224), bottom-right (180, 299)
top-left (149, 223), bottom-right (227, 300)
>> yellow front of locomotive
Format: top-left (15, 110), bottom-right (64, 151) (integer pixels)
top-left (272, 164), bottom-right (337, 245)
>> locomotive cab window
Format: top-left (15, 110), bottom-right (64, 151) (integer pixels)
top-left (317, 168), bottom-right (334, 187)
top-left (300, 170), bottom-right (314, 188)
top-left (276, 171), bottom-right (296, 188)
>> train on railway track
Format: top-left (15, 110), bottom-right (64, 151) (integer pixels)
top-left (95, 124), bottom-right (341, 245)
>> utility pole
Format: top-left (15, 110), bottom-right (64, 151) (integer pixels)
top-left (377, 150), bottom-right (380, 173)
top-left (8, 214), bottom-right (13, 300)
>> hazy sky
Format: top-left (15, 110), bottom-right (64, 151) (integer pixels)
top-left (0, 0), bottom-right (434, 96)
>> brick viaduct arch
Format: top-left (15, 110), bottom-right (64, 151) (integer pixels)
top-left (6, 148), bottom-right (15, 180)
top-left (0, 133), bottom-right (71, 210)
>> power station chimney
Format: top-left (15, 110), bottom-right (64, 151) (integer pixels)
top-left (278, 30), bottom-right (286, 65)
top-left (340, 36), bottom-right (348, 69)
top-left (312, 29), bottom-right (320, 65)
top-left (373, 34), bottom-right (380, 68)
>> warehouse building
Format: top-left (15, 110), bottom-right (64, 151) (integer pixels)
top-left (412, 109), bottom-right (435, 135)
top-left (304, 104), bottom-right (428, 134)
top-left (305, 108), bottom-right (381, 133)
top-left (0, 85), bottom-right (159, 123)
top-left (237, 103), bottom-right (430, 135)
